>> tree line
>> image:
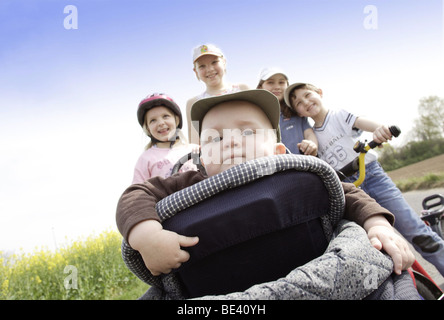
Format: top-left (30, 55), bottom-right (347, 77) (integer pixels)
top-left (378, 96), bottom-right (444, 172)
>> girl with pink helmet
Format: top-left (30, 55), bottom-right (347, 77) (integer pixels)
top-left (132, 93), bottom-right (198, 184)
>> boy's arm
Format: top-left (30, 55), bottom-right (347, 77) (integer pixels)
top-left (298, 128), bottom-right (318, 156)
top-left (353, 117), bottom-right (393, 144)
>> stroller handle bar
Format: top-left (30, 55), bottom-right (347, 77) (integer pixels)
top-left (171, 151), bottom-right (206, 175)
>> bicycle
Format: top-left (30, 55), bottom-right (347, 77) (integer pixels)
top-left (336, 125), bottom-right (401, 186)
top-left (420, 194), bottom-right (444, 240)
top-left (335, 125), bottom-right (444, 242)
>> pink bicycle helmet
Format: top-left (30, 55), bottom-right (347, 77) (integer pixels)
top-left (137, 93), bottom-right (183, 129)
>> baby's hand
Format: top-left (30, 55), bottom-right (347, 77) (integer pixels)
top-left (366, 225), bottom-right (415, 275)
top-left (142, 229), bottom-right (199, 276)
top-left (128, 220), bottom-right (199, 276)
top-left (297, 140), bottom-right (318, 156)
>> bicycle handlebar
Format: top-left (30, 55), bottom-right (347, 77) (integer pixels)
top-left (367, 126), bottom-right (401, 149)
top-left (420, 194), bottom-right (444, 239)
top-left (337, 125), bottom-right (401, 185)
top-left (422, 194), bottom-right (444, 212)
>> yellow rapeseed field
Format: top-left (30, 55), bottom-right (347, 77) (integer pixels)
top-left (0, 229), bottom-right (148, 300)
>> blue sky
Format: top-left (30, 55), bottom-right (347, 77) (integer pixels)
top-left (1, 0), bottom-right (443, 252)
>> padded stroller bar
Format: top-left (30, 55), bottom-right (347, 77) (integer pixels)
top-left (157, 154), bottom-right (345, 232)
top-left (121, 154), bottom-right (346, 298)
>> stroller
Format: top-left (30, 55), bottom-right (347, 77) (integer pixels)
top-left (121, 154), bottom-right (421, 299)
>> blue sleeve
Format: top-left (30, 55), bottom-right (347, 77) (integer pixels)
top-left (301, 117), bottom-right (312, 132)
top-left (279, 114), bottom-right (306, 154)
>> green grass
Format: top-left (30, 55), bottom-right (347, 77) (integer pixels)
top-left (395, 173), bottom-right (444, 192)
top-left (1, 229), bottom-right (148, 300)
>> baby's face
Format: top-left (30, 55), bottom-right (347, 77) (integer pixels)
top-left (200, 100), bottom-right (282, 176)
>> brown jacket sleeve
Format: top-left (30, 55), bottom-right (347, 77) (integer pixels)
top-left (342, 182), bottom-right (395, 226)
top-left (116, 172), bottom-right (394, 242)
top-left (116, 170), bottom-right (206, 242)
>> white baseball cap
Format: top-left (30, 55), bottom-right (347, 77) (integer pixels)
top-left (284, 82), bottom-right (309, 107)
top-left (258, 67), bottom-right (288, 81)
top-left (192, 44), bottom-right (224, 63)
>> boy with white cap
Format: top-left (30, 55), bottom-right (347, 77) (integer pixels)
top-left (284, 82), bottom-right (444, 277)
